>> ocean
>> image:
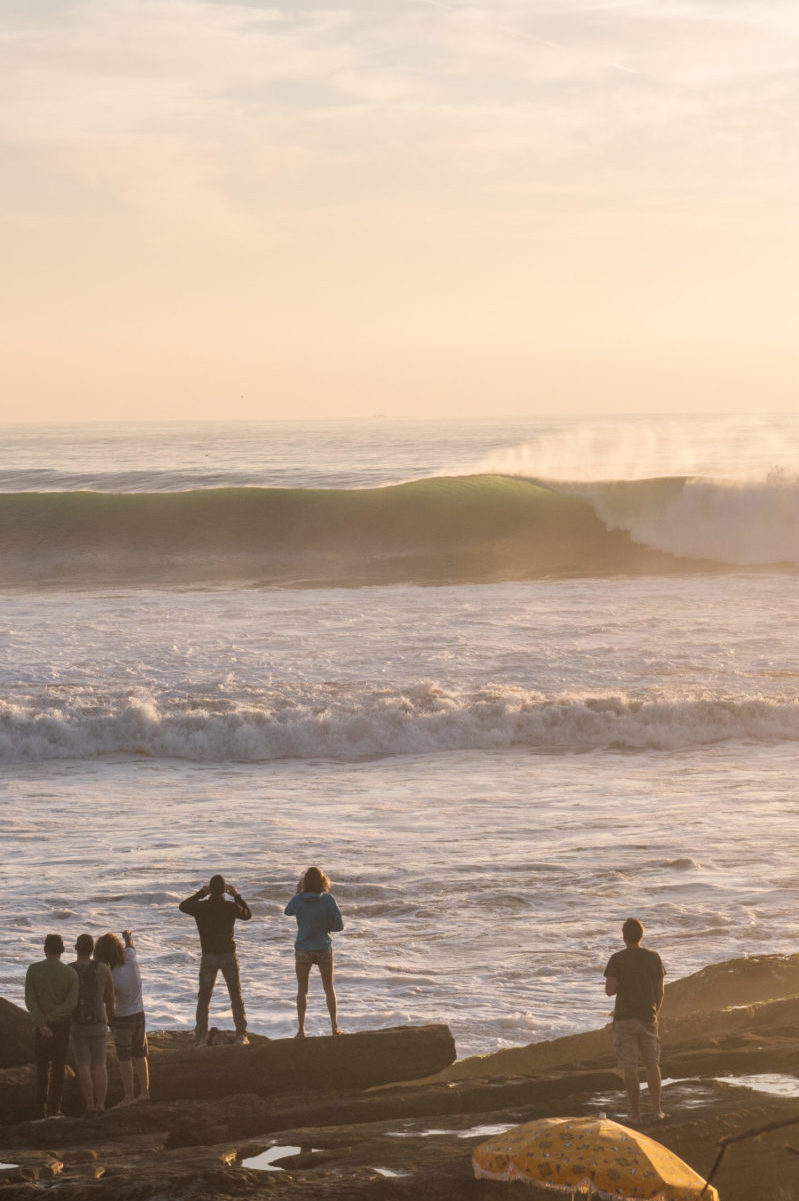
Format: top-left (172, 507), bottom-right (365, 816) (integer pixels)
top-left (2, 415), bottom-right (798, 1058)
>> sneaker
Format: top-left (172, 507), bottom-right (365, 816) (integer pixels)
top-left (235, 1033), bottom-right (249, 1046)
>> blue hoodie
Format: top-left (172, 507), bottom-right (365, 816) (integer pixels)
top-left (284, 892), bottom-right (344, 952)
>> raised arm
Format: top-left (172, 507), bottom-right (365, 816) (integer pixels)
top-left (179, 885), bottom-right (209, 915)
top-left (226, 883), bottom-right (252, 921)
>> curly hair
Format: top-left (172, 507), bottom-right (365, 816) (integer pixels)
top-left (94, 932), bottom-right (126, 969)
top-left (301, 866), bottom-right (330, 894)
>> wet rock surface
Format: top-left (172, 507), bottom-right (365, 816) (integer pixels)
top-left (3, 958), bottom-right (799, 1200)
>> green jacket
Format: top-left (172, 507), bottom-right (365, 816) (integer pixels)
top-left (25, 958), bottom-right (79, 1026)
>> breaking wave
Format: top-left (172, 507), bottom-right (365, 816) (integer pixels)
top-left (2, 686), bottom-right (799, 764)
top-left (1, 473), bottom-right (796, 590)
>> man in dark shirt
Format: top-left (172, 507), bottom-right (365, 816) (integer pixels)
top-left (603, 917), bottom-right (665, 1125)
top-left (179, 874), bottom-right (252, 1046)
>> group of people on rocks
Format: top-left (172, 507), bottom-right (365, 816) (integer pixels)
top-left (24, 866), bottom-right (343, 1120)
top-left (24, 929), bottom-right (148, 1121)
top-left (26, 868), bottom-right (663, 1131)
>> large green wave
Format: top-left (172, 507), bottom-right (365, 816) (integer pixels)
top-left (0, 475), bottom-right (716, 589)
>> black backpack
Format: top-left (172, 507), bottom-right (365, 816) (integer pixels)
top-left (74, 961), bottom-right (104, 1025)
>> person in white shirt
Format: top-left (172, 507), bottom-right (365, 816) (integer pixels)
top-left (94, 930), bottom-right (149, 1105)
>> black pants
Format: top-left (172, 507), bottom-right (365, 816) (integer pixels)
top-left (34, 1018), bottom-right (72, 1118)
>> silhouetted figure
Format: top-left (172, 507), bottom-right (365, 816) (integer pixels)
top-left (25, 934), bottom-right (79, 1120)
top-left (604, 917), bottom-right (665, 1125)
top-left (179, 874), bottom-right (252, 1046)
top-left (94, 930), bottom-right (149, 1105)
top-left (70, 933), bottom-right (115, 1115)
top-left (285, 866), bottom-right (344, 1037)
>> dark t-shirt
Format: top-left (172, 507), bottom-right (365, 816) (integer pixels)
top-left (179, 893), bottom-right (252, 955)
top-left (604, 946), bottom-right (665, 1022)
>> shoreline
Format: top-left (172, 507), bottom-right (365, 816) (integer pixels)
top-left (3, 953), bottom-right (799, 1199)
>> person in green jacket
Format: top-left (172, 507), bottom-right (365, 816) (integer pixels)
top-left (25, 934), bottom-right (79, 1120)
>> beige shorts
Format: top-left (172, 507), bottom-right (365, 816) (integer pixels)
top-left (71, 1024), bottom-right (109, 1069)
top-left (613, 1018), bottom-right (660, 1069)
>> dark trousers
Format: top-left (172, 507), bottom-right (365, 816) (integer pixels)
top-left (195, 952), bottom-right (246, 1037)
top-left (34, 1019), bottom-right (72, 1118)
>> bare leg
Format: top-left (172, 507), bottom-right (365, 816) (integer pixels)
top-left (319, 957), bottom-right (341, 1035)
top-left (118, 1060), bottom-right (136, 1105)
top-left (623, 1067), bottom-right (642, 1123)
top-left (135, 1055), bottom-right (150, 1100)
top-left (77, 1064), bottom-right (95, 1113)
top-left (295, 960), bottom-right (311, 1036)
top-left (645, 1063), bottom-right (664, 1119)
top-left (94, 1063), bottom-right (108, 1113)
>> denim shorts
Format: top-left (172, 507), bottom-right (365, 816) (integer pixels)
top-left (295, 948), bottom-right (333, 967)
top-left (113, 1011), bottom-right (148, 1062)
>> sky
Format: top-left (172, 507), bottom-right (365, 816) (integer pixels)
top-left (2, 0), bottom-right (799, 422)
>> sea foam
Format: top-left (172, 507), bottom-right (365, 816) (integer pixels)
top-left (2, 687), bottom-right (799, 763)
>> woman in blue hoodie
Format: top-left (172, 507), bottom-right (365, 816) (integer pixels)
top-left (284, 867), bottom-right (344, 1037)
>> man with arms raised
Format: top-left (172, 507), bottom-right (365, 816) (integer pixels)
top-left (179, 874), bottom-right (252, 1046)
top-left (603, 917), bottom-right (665, 1126)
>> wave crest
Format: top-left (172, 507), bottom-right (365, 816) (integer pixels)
top-left (2, 687), bottom-right (798, 763)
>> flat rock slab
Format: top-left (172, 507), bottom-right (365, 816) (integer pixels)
top-left (0, 1023), bottom-right (456, 1125)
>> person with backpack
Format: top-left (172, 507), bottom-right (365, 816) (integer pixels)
top-left (70, 933), bottom-right (115, 1115)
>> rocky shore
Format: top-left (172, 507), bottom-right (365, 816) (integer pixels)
top-left (3, 955), bottom-right (799, 1200)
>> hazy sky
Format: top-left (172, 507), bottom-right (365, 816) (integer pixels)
top-left (2, 0), bottom-right (798, 421)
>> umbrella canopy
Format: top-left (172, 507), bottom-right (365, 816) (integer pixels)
top-left (472, 1115), bottom-right (719, 1201)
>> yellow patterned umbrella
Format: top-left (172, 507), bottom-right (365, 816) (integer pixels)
top-left (472, 1115), bottom-right (718, 1201)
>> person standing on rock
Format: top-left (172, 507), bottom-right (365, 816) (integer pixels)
top-left (70, 933), bottom-right (115, 1115)
top-left (285, 866), bottom-right (344, 1037)
top-left (94, 929), bottom-right (150, 1105)
top-left (179, 874), bottom-right (252, 1047)
top-left (25, 933), bottom-right (79, 1120)
top-left (603, 917), bottom-right (666, 1126)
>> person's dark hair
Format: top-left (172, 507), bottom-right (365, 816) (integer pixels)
top-left (94, 932), bottom-right (126, 969)
top-left (301, 866), bottom-right (330, 894)
top-left (209, 874), bottom-right (225, 895)
top-left (75, 933), bottom-right (94, 956)
top-left (622, 917), bottom-right (644, 945)
top-left (44, 933), bottom-right (64, 956)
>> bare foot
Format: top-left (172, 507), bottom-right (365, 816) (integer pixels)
top-left (136, 1092), bottom-right (150, 1104)
top-left (332, 1027), bottom-right (343, 1036)
top-left (295, 1030), bottom-right (306, 1038)
top-left (114, 1098), bottom-right (136, 1109)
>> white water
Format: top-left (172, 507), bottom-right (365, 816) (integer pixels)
top-left (3, 416), bottom-right (799, 1058)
